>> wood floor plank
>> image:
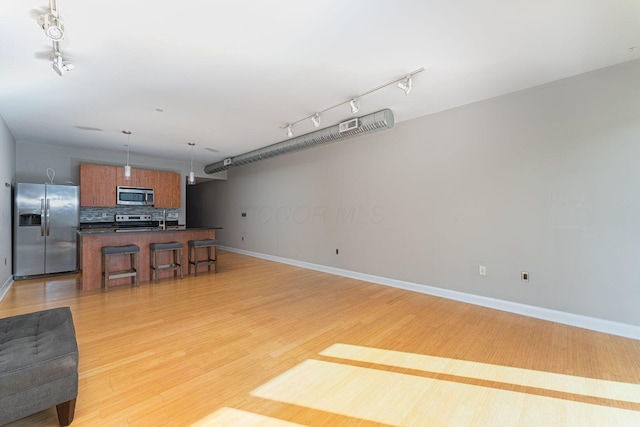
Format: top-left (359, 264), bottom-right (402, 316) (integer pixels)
top-left (1, 250), bottom-right (639, 426)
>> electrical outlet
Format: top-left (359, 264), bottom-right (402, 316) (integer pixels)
top-left (241, 212), bottom-right (246, 217)
top-left (479, 265), bottom-right (486, 276)
top-left (521, 271), bottom-right (529, 282)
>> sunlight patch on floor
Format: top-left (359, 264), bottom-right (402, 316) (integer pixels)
top-left (320, 343), bottom-right (640, 403)
top-left (251, 358), bottom-right (640, 426)
top-left (190, 407), bottom-right (308, 426)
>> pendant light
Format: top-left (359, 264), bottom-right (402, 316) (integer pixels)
top-left (188, 142), bottom-right (196, 185)
top-left (122, 130), bottom-right (132, 179)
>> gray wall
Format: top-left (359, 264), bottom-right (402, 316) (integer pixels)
top-left (0, 115), bottom-right (16, 292)
top-left (192, 59), bottom-right (640, 326)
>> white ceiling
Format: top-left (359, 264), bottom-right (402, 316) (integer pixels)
top-left (1, 1), bottom-right (639, 169)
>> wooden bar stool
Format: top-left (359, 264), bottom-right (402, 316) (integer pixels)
top-left (101, 244), bottom-right (140, 292)
top-left (149, 241), bottom-right (184, 283)
top-left (188, 239), bottom-right (218, 276)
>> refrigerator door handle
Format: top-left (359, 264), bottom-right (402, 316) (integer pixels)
top-left (45, 198), bottom-right (51, 236)
top-left (40, 198), bottom-right (46, 237)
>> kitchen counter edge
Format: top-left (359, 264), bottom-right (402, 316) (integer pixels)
top-left (77, 226), bottom-right (222, 235)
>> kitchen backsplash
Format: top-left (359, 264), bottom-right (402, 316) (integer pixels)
top-left (80, 206), bottom-right (179, 223)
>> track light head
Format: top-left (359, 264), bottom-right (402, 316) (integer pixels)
top-left (349, 98), bottom-right (360, 114)
top-left (286, 124), bottom-right (293, 138)
top-left (311, 113), bottom-right (321, 128)
top-left (398, 76), bottom-right (412, 95)
top-left (51, 52), bottom-right (73, 76)
top-left (46, 24), bottom-right (64, 41)
top-left (38, 13), bottom-right (65, 41)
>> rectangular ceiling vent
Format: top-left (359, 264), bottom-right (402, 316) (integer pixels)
top-left (339, 118), bottom-right (359, 133)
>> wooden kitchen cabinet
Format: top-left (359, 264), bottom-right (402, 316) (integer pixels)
top-left (80, 163), bottom-right (180, 208)
top-left (155, 171), bottom-right (181, 208)
top-left (80, 164), bottom-right (117, 206)
top-left (116, 167), bottom-right (157, 188)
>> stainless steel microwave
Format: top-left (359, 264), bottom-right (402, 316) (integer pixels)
top-left (117, 186), bottom-right (154, 206)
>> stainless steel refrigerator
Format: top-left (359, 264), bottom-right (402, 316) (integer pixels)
top-left (14, 183), bottom-right (79, 278)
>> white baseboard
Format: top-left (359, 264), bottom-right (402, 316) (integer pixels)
top-left (0, 275), bottom-right (14, 303)
top-left (220, 246), bottom-right (640, 341)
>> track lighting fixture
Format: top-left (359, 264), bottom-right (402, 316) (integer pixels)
top-left (349, 98), bottom-right (360, 114)
top-left (397, 76), bottom-right (412, 95)
top-left (37, 1), bottom-right (73, 76)
top-left (311, 113), bottom-right (321, 128)
top-left (122, 131), bottom-right (132, 179)
top-left (188, 142), bottom-right (196, 185)
top-left (281, 67), bottom-right (423, 134)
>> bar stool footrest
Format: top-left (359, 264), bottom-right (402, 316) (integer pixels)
top-left (107, 270), bottom-right (138, 280)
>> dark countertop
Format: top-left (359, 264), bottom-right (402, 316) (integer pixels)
top-left (79, 220), bottom-right (179, 229)
top-left (79, 221), bottom-right (118, 229)
top-left (77, 226), bottom-right (221, 235)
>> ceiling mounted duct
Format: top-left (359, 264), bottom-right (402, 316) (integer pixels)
top-left (204, 109), bottom-right (394, 174)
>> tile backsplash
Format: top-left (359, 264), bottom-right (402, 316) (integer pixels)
top-left (80, 206), bottom-right (179, 223)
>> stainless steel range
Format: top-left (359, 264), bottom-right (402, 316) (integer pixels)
top-left (114, 214), bottom-right (159, 232)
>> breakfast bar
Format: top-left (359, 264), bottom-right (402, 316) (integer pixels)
top-left (78, 227), bottom-right (218, 290)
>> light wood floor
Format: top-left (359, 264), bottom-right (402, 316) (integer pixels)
top-left (2, 251), bottom-right (639, 426)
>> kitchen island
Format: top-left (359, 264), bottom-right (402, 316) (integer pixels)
top-left (77, 227), bottom-right (219, 290)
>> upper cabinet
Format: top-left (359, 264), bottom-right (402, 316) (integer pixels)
top-left (116, 167), bottom-right (156, 188)
top-left (80, 164), bottom-right (117, 206)
top-left (155, 171), bottom-right (181, 208)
